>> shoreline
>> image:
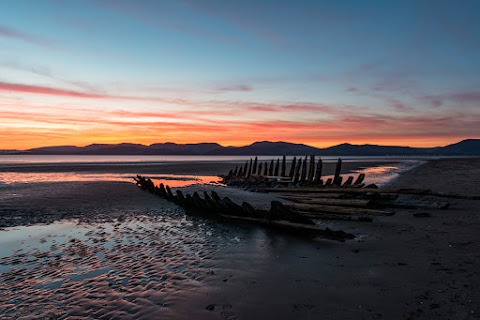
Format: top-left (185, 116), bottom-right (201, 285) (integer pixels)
top-left (0, 157), bottom-right (479, 319)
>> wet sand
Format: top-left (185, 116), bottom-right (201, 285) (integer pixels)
top-left (0, 158), bottom-right (397, 175)
top-left (1, 158), bottom-right (479, 319)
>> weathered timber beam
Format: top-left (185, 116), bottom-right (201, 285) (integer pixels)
top-left (293, 158), bottom-right (302, 183)
top-left (257, 163), bottom-right (263, 177)
top-left (274, 159), bottom-right (280, 176)
top-left (298, 211), bottom-right (373, 222)
top-left (285, 203), bottom-right (394, 216)
top-left (281, 155), bottom-right (286, 177)
top-left (354, 173), bottom-right (365, 185)
top-left (278, 192), bottom-right (348, 200)
top-left (287, 198), bottom-right (372, 207)
top-left (247, 158), bottom-right (253, 177)
top-left (307, 155), bottom-right (315, 182)
top-left (258, 187), bottom-right (432, 195)
top-left (314, 158), bottom-right (323, 182)
top-left (333, 158), bottom-right (342, 186)
top-left (289, 156), bottom-right (297, 178)
top-left (343, 176), bottom-right (354, 186)
top-left (300, 156), bottom-right (307, 183)
top-left (217, 213), bottom-right (354, 241)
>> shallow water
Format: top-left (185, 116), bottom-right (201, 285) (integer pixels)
top-left (353, 160), bottom-right (425, 187)
top-left (0, 159), bottom-right (423, 187)
top-left (0, 213), bottom-right (318, 319)
top-left (0, 172), bottom-right (221, 187)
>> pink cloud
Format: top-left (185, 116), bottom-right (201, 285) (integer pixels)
top-left (0, 82), bottom-right (108, 99)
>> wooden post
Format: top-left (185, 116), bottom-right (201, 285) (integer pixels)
top-left (274, 159), bottom-right (280, 176)
top-left (307, 155), bottom-right (315, 182)
top-left (300, 156), bottom-right (308, 183)
top-left (314, 158), bottom-right (323, 182)
top-left (343, 176), bottom-right (354, 186)
top-left (268, 160), bottom-right (274, 176)
top-left (243, 161), bottom-right (248, 177)
top-left (293, 158), bottom-right (302, 183)
top-left (263, 162), bottom-right (268, 176)
top-left (252, 156), bottom-right (258, 175)
top-left (258, 162), bottom-right (263, 177)
top-left (333, 158), bottom-right (342, 185)
top-left (176, 190), bottom-right (185, 204)
top-left (354, 173), bottom-right (365, 185)
top-left (247, 158), bottom-right (253, 177)
top-left (165, 185), bottom-right (174, 199)
top-left (281, 155), bottom-right (286, 177)
top-left (159, 183), bottom-right (167, 197)
top-left (289, 156), bottom-right (297, 178)
top-left (233, 166), bottom-right (238, 176)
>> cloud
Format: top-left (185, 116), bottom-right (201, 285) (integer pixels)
top-left (216, 84), bottom-right (253, 92)
top-left (0, 25), bottom-right (54, 48)
top-left (0, 81), bottom-right (192, 105)
top-left (0, 61), bottom-right (103, 93)
top-left (420, 91), bottom-right (480, 108)
top-left (0, 82), bottom-right (108, 99)
top-left (448, 91), bottom-right (480, 103)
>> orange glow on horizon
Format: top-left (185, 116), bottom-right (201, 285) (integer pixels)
top-left (0, 131), bottom-right (470, 151)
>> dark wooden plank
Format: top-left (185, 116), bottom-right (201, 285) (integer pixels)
top-left (333, 158), bottom-right (342, 186)
top-left (300, 156), bottom-right (308, 183)
top-left (307, 155), bottom-right (315, 182)
top-left (289, 156), bottom-right (297, 178)
top-left (314, 158), bottom-right (323, 182)
top-left (274, 158), bottom-right (280, 176)
top-left (281, 155), bottom-right (286, 177)
top-left (293, 158), bottom-right (302, 183)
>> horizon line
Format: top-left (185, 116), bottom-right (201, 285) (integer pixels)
top-left (4, 138), bottom-right (478, 152)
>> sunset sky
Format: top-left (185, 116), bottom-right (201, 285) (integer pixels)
top-left (1, 0), bottom-right (479, 150)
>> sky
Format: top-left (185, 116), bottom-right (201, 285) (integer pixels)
top-left (0, 0), bottom-right (479, 150)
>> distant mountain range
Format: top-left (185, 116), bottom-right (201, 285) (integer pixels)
top-left (2, 139), bottom-right (479, 156)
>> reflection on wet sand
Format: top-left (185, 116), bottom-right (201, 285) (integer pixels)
top-left (0, 215), bottom-right (222, 319)
top-left (0, 172), bottom-right (221, 187)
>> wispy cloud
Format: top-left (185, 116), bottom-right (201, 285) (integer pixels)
top-left (420, 91), bottom-right (480, 108)
top-left (0, 82), bottom-right (107, 99)
top-left (0, 61), bottom-right (102, 93)
top-left (216, 84), bottom-right (253, 92)
top-left (0, 81), bottom-right (192, 105)
top-left (0, 25), bottom-right (54, 48)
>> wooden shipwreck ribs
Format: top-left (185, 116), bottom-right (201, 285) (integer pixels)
top-left (133, 175), bottom-right (355, 242)
top-left (133, 155), bottom-right (461, 242)
top-left (223, 156), bottom-right (366, 188)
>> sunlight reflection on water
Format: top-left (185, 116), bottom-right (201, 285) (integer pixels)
top-left (0, 172), bottom-right (221, 187)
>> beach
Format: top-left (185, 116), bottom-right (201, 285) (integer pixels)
top-left (0, 157), bottom-right (479, 319)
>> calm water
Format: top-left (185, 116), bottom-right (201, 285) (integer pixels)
top-left (0, 154), bottom-right (436, 165)
top-left (0, 154), bottom-right (429, 187)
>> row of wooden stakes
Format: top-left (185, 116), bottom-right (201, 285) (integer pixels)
top-left (133, 175), bottom-right (355, 242)
top-left (224, 155), bottom-right (365, 186)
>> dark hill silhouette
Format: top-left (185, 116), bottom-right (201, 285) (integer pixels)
top-left (12, 139), bottom-right (480, 156)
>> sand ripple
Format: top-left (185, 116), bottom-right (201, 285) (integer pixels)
top-left (0, 214), bottom-right (230, 319)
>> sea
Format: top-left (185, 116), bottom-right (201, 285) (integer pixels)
top-left (0, 154), bottom-right (431, 187)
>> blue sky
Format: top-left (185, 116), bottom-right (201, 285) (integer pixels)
top-left (0, 0), bottom-right (479, 148)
